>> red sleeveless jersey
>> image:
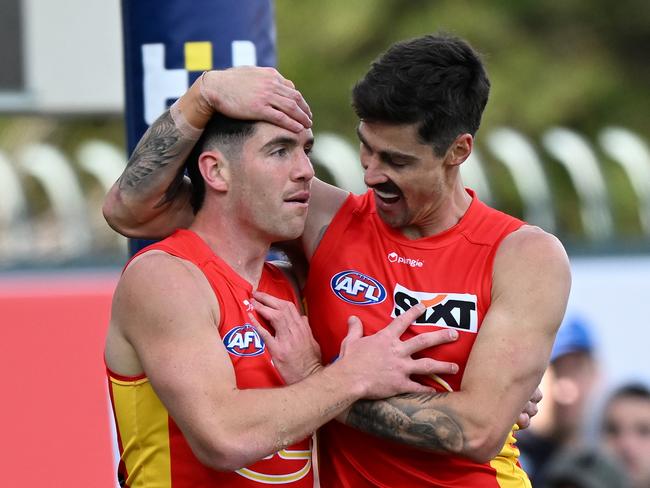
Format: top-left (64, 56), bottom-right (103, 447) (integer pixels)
top-left (107, 229), bottom-right (313, 487)
top-left (304, 190), bottom-right (530, 487)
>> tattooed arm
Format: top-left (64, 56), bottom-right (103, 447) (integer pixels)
top-left (103, 67), bottom-right (312, 238)
top-left (343, 227), bottom-right (571, 463)
top-left (347, 392), bottom-right (464, 452)
top-left (102, 108), bottom-right (197, 238)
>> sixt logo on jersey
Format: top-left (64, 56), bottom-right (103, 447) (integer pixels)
top-left (330, 270), bottom-right (387, 305)
top-left (223, 324), bottom-right (265, 357)
top-left (391, 283), bottom-right (478, 332)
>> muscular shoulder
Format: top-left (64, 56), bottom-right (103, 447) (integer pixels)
top-left (121, 251), bottom-right (209, 296)
top-left (492, 225), bottom-right (571, 316)
top-left (114, 251), bottom-right (219, 335)
top-left (496, 225), bottom-right (569, 269)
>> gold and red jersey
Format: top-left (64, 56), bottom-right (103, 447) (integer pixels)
top-left (107, 229), bottom-right (313, 487)
top-left (304, 189), bottom-right (530, 487)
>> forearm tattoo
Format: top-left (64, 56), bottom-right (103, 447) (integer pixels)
top-left (118, 110), bottom-right (196, 207)
top-left (345, 392), bottom-right (464, 453)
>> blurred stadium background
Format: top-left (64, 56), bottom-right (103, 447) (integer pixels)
top-left (0, 0), bottom-right (648, 486)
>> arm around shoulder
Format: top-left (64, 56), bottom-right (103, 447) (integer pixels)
top-left (300, 178), bottom-right (349, 259)
top-left (102, 99), bottom-right (199, 239)
top-left (272, 178), bottom-right (348, 275)
top-left (104, 67), bottom-right (313, 239)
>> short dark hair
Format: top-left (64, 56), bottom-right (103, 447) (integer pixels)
top-left (186, 113), bottom-right (256, 213)
top-left (607, 383), bottom-right (650, 404)
top-left (602, 383), bottom-right (650, 438)
top-left (352, 34), bottom-right (490, 156)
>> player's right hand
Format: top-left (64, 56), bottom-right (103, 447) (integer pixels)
top-left (201, 67), bottom-right (312, 133)
top-left (337, 304), bottom-right (459, 400)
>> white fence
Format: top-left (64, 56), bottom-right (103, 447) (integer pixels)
top-left (0, 126), bottom-right (648, 266)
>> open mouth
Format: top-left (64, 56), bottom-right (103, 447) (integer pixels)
top-left (373, 188), bottom-right (401, 205)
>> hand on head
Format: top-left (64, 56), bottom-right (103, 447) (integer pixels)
top-left (201, 67), bottom-right (312, 133)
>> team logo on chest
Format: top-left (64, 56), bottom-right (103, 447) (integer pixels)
top-left (391, 283), bottom-right (478, 332)
top-left (223, 324), bottom-right (265, 357)
top-left (330, 270), bottom-right (387, 305)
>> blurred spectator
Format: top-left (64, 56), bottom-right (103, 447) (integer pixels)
top-left (518, 314), bottom-right (601, 485)
top-left (601, 383), bottom-right (650, 488)
top-left (541, 447), bottom-right (631, 488)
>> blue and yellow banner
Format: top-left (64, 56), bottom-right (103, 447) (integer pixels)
top-left (121, 0), bottom-right (276, 254)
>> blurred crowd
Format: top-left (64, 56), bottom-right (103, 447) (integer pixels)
top-left (518, 315), bottom-right (650, 488)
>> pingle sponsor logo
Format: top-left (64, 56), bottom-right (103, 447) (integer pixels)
top-left (391, 283), bottom-right (478, 332)
top-left (223, 324), bottom-right (265, 357)
top-left (330, 270), bottom-right (387, 305)
top-left (387, 251), bottom-right (424, 268)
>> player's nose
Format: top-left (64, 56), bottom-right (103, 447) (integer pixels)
top-left (291, 151), bottom-right (315, 182)
top-left (362, 157), bottom-right (387, 187)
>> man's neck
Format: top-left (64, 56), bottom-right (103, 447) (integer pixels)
top-left (400, 183), bottom-right (472, 239)
top-left (190, 213), bottom-right (270, 288)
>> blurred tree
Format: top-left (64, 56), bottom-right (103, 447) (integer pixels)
top-left (276, 0), bottom-right (649, 137)
top-left (275, 0), bottom-right (649, 245)
top-left (1, 1), bottom-right (647, 263)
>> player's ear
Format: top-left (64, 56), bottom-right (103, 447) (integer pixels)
top-left (445, 133), bottom-right (473, 167)
top-left (199, 150), bottom-right (230, 192)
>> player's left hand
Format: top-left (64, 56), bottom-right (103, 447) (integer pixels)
top-left (200, 67), bottom-right (312, 133)
top-left (516, 387), bottom-right (543, 429)
top-left (248, 290), bottom-right (322, 385)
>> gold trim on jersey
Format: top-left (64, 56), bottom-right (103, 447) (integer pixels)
top-left (109, 375), bottom-right (172, 487)
top-left (430, 373), bottom-right (454, 392)
top-left (236, 448), bottom-right (312, 484)
top-left (490, 425), bottom-right (531, 488)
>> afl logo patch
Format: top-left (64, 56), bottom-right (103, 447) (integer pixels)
top-left (223, 324), bottom-right (265, 357)
top-left (330, 270), bottom-right (387, 305)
